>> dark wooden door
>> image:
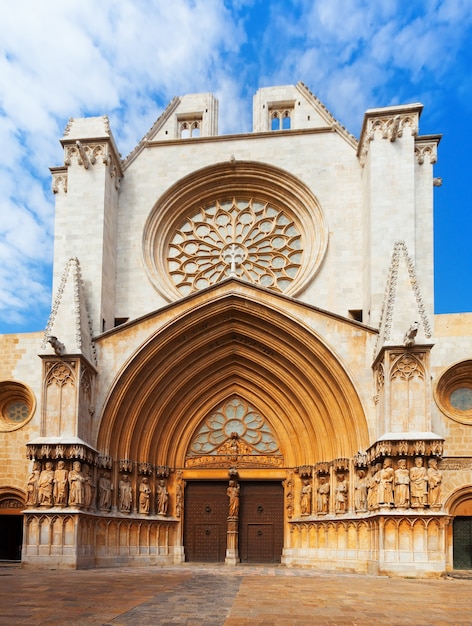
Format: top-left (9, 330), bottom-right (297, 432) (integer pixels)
top-left (184, 481), bottom-right (228, 562)
top-left (0, 515), bottom-right (23, 561)
top-left (239, 482), bottom-right (284, 563)
top-left (453, 517), bottom-right (472, 569)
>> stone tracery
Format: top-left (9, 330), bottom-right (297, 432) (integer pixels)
top-left (168, 198), bottom-right (302, 295)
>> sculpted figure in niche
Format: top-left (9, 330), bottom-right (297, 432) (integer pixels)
top-left (354, 470), bottom-right (367, 512)
top-left (300, 479), bottom-right (312, 516)
top-left (227, 479), bottom-right (240, 518)
top-left (410, 457), bottom-right (427, 507)
top-left (317, 477), bottom-right (330, 514)
top-left (38, 461), bottom-right (55, 507)
top-left (119, 474), bottom-right (133, 513)
top-left (368, 463), bottom-right (382, 510)
top-left (394, 459), bottom-right (410, 508)
top-left (378, 458), bottom-right (394, 507)
top-left (335, 474), bottom-right (348, 513)
top-left (157, 479), bottom-right (169, 516)
top-left (53, 460), bottom-right (69, 507)
top-left (68, 461), bottom-right (85, 507)
top-left (139, 477), bottom-right (151, 514)
top-left (82, 464), bottom-right (94, 508)
top-left (427, 458), bottom-right (442, 508)
top-left (98, 472), bottom-right (113, 511)
top-left (26, 461), bottom-right (41, 507)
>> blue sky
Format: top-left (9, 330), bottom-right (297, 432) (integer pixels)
top-left (0, 0), bottom-right (471, 334)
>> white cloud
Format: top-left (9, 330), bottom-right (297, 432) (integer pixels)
top-left (0, 0), bottom-right (471, 330)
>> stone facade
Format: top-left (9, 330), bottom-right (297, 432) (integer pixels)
top-left (1, 83), bottom-right (471, 576)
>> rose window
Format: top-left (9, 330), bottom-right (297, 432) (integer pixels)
top-left (168, 198), bottom-right (303, 295)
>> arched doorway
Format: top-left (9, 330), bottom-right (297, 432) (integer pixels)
top-left (0, 491), bottom-right (24, 561)
top-left (97, 284), bottom-right (370, 565)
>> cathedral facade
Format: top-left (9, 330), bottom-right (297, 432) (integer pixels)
top-left (1, 83), bottom-right (472, 576)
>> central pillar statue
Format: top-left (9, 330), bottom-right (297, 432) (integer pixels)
top-left (225, 478), bottom-right (240, 565)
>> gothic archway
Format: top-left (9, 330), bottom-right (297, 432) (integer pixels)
top-left (97, 283), bottom-right (369, 468)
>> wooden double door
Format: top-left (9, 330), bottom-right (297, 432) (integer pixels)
top-left (184, 481), bottom-right (284, 563)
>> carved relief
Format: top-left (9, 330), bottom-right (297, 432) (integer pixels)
top-left (317, 476), bottom-right (330, 514)
top-left (300, 479), bottom-right (312, 516)
top-left (354, 470), bottom-right (367, 512)
top-left (53, 460), bottom-right (69, 507)
top-left (284, 470), bottom-right (294, 519)
top-left (186, 396), bottom-right (283, 468)
top-left (409, 457), bottom-right (427, 508)
top-left (51, 170), bottom-right (68, 194)
top-left (427, 458), bottom-right (442, 509)
top-left (139, 477), bottom-right (151, 514)
top-left (98, 472), bottom-right (113, 511)
top-left (227, 479), bottom-right (240, 518)
top-left (415, 142), bottom-right (438, 165)
top-left (119, 474), bottom-right (133, 513)
top-left (175, 470), bottom-right (183, 518)
top-left (335, 474), bottom-right (348, 513)
top-left (391, 353), bottom-right (424, 381)
top-left (156, 479), bottom-right (169, 516)
top-left (26, 461), bottom-right (41, 507)
top-left (394, 459), bottom-right (410, 508)
top-left (68, 461), bottom-right (85, 508)
top-left (358, 113), bottom-right (419, 167)
top-left (38, 462), bottom-right (54, 507)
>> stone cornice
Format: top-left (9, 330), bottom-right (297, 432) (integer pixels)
top-left (61, 139), bottom-right (123, 186)
top-left (50, 166), bottom-right (68, 194)
top-left (415, 134), bottom-right (442, 165)
top-left (357, 103), bottom-right (423, 166)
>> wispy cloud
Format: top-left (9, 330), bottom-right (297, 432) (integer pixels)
top-left (0, 0), bottom-right (471, 331)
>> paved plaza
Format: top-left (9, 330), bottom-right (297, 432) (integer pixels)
top-left (0, 563), bottom-right (471, 625)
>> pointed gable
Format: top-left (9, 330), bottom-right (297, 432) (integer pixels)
top-left (41, 258), bottom-right (96, 365)
top-left (375, 241), bottom-right (433, 356)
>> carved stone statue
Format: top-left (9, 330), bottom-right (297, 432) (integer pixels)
top-left (53, 460), bottom-right (69, 507)
top-left (38, 461), bottom-right (54, 507)
top-left (335, 474), bottom-right (348, 513)
top-left (378, 458), bottom-right (394, 507)
top-left (227, 479), bottom-right (240, 518)
top-left (317, 477), bottom-right (330, 514)
top-left (394, 459), bottom-right (410, 508)
top-left (410, 457), bottom-right (427, 507)
top-left (427, 458), bottom-right (442, 508)
top-left (139, 477), bottom-right (151, 514)
top-left (119, 474), bottom-right (133, 513)
top-left (98, 472), bottom-right (112, 511)
top-left (300, 479), bottom-right (312, 516)
top-left (354, 470), bottom-right (367, 512)
top-left (157, 479), bottom-right (169, 516)
top-left (82, 464), bottom-right (94, 508)
top-left (367, 463), bottom-right (382, 510)
top-left (68, 461), bottom-right (85, 507)
top-left (26, 461), bottom-right (41, 507)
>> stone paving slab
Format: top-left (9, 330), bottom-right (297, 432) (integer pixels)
top-left (0, 564), bottom-right (471, 625)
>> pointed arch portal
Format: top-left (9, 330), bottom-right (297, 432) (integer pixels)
top-left (97, 288), bottom-right (369, 469)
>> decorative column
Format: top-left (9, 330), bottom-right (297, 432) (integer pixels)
top-left (225, 473), bottom-right (240, 565)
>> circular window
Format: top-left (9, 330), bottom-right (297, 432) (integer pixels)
top-left (0, 381), bottom-right (36, 432)
top-left (143, 161), bottom-right (328, 301)
top-left (435, 361), bottom-right (472, 425)
top-left (168, 198), bottom-right (303, 295)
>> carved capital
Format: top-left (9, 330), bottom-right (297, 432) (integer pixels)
top-left (51, 169), bottom-right (68, 194)
top-left (415, 141), bottom-right (438, 165)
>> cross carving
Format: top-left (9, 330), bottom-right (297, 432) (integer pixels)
top-left (223, 244), bottom-right (244, 277)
